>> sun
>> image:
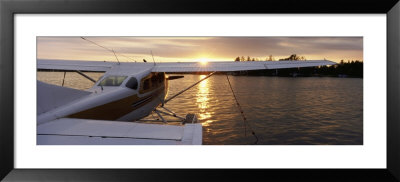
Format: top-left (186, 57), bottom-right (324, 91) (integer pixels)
top-left (198, 58), bottom-right (209, 65)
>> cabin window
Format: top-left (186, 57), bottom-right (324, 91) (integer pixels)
top-left (98, 76), bottom-right (127, 86)
top-left (125, 77), bottom-right (138, 90)
top-left (143, 79), bottom-right (150, 90)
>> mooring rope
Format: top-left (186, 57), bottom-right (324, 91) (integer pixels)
top-left (226, 74), bottom-right (259, 144)
top-left (164, 72), bottom-right (216, 104)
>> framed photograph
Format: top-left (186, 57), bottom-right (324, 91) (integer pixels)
top-left (1, 0), bottom-right (399, 181)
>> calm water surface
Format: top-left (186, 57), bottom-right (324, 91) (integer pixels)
top-left (38, 72), bottom-right (363, 145)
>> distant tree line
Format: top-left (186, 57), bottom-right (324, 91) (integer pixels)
top-left (278, 54), bottom-right (306, 61)
top-left (234, 54), bottom-right (306, 62)
top-left (239, 60), bottom-right (363, 78)
top-left (232, 54), bottom-right (363, 78)
top-left (234, 55), bottom-right (276, 62)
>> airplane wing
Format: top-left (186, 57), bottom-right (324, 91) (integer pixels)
top-left (38, 59), bottom-right (336, 73)
top-left (38, 59), bottom-right (115, 72)
top-left (151, 60), bottom-right (336, 72)
top-left (37, 118), bottom-right (202, 145)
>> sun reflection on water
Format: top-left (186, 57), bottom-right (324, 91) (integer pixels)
top-left (196, 75), bottom-right (214, 126)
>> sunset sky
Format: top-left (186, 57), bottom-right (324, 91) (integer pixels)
top-left (37, 37), bottom-right (363, 63)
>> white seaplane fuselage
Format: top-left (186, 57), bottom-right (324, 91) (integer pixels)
top-left (37, 67), bottom-right (168, 124)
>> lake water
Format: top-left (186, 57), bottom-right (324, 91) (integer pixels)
top-left (38, 72), bottom-right (363, 145)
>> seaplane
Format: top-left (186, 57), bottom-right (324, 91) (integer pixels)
top-left (37, 57), bottom-right (335, 145)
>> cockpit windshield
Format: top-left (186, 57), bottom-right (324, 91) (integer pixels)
top-left (98, 76), bottom-right (127, 86)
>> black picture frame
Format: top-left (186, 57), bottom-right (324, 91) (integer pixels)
top-left (1, 0), bottom-right (399, 181)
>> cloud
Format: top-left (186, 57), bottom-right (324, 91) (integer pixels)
top-left (37, 36), bottom-right (363, 62)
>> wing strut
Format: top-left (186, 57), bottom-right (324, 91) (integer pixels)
top-left (76, 70), bottom-right (96, 83)
top-left (62, 72), bottom-right (66, 86)
top-left (164, 72), bottom-right (216, 104)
